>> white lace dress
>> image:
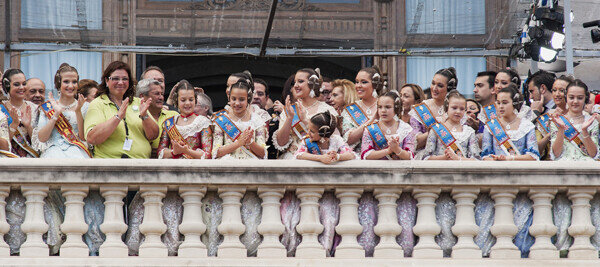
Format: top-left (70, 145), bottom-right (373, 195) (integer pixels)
top-left (212, 111), bottom-right (268, 159)
top-left (273, 101), bottom-right (338, 159)
top-left (0, 112), bottom-right (11, 153)
top-left (418, 125), bottom-right (481, 160)
top-left (481, 119), bottom-right (540, 160)
top-left (549, 114), bottom-right (599, 161)
top-left (32, 101), bottom-right (90, 158)
top-left (360, 119), bottom-right (416, 160)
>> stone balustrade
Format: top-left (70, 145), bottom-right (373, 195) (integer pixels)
top-left (0, 159), bottom-right (599, 266)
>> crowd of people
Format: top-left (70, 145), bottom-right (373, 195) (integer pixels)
top-left (1, 60), bottom-right (599, 162)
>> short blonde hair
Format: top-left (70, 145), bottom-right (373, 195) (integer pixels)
top-left (331, 79), bottom-right (358, 107)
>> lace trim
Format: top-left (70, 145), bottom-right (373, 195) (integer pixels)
top-left (451, 125), bottom-right (476, 143)
top-left (175, 115), bottom-right (211, 138)
top-left (386, 120), bottom-right (414, 142)
top-left (507, 119), bottom-right (536, 140)
top-left (272, 128), bottom-right (292, 151)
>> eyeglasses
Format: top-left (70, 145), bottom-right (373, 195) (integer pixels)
top-left (108, 77), bottom-right (129, 82)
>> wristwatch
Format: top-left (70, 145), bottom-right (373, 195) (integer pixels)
top-left (139, 114), bottom-right (149, 120)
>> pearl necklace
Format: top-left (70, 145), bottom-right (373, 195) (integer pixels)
top-left (568, 114), bottom-right (584, 124)
top-left (361, 100), bottom-right (377, 115)
top-left (430, 101), bottom-right (444, 116)
top-left (503, 116), bottom-right (518, 130)
top-left (231, 110), bottom-right (249, 122)
top-left (380, 120), bottom-right (396, 135)
top-left (9, 101), bottom-right (25, 117)
top-left (180, 112), bottom-right (196, 122)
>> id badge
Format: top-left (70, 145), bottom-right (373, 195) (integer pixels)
top-left (123, 138), bottom-right (133, 151)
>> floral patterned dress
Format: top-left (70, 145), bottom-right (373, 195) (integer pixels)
top-left (418, 125), bottom-right (481, 160)
top-left (360, 119), bottom-right (416, 160)
top-left (2, 100), bottom-right (39, 157)
top-left (341, 100), bottom-right (376, 153)
top-left (481, 119), bottom-right (540, 160)
top-left (212, 111), bottom-right (268, 159)
top-left (0, 112), bottom-right (11, 155)
top-left (157, 115), bottom-right (213, 159)
top-left (294, 135), bottom-right (353, 159)
top-left (549, 114), bottom-right (599, 161)
top-left (273, 101), bottom-right (338, 159)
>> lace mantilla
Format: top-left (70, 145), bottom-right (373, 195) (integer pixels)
top-left (174, 115), bottom-right (211, 138)
top-left (506, 119), bottom-right (536, 140)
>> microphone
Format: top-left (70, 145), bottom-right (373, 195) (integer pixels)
top-left (583, 20), bottom-right (600, 28)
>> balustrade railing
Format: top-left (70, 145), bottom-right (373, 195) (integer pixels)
top-left (0, 159), bottom-right (599, 266)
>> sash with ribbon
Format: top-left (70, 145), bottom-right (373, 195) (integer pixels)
top-left (212, 109), bottom-right (226, 121)
top-left (0, 104), bottom-right (39, 158)
top-left (536, 113), bottom-right (551, 135)
top-left (431, 123), bottom-right (465, 156)
top-left (214, 114), bottom-right (259, 159)
top-left (412, 103), bottom-right (438, 128)
top-left (486, 118), bottom-right (520, 156)
top-left (555, 115), bottom-right (589, 156)
top-left (483, 104), bottom-right (497, 122)
top-left (40, 101), bottom-right (92, 158)
top-left (303, 137), bottom-right (322, 155)
top-left (345, 103), bottom-right (368, 126)
top-left (163, 116), bottom-right (192, 159)
top-left (286, 104), bottom-right (308, 140)
top-left (366, 123), bottom-right (393, 160)
top-left (0, 149), bottom-right (19, 158)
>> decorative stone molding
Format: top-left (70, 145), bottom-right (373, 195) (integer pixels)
top-left (257, 187), bottom-right (286, 258)
top-left (489, 188), bottom-right (520, 259)
top-left (528, 188), bottom-right (558, 259)
top-left (178, 186), bottom-right (208, 257)
top-left (59, 186), bottom-right (90, 257)
top-left (412, 187), bottom-right (442, 258)
top-left (567, 188), bottom-right (597, 259)
top-left (373, 188), bottom-right (403, 258)
top-left (217, 187), bottom-right (247, 258)
top-left (295, 187), bottom-right (325, 258)
top-left (138, 186), bottom-right (168, 257)
top-left (20, 185), bottom-right (49, 257)
top-left (451, 187), bottom-right (481, 259)
top-left (99, 186), bottom-right (129, 257)
top-left (334, 188), bottom-right (365, 258)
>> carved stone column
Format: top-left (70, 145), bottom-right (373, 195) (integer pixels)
top-left (217, 187), bottom-right (246, 258)
top-left (335, 188), bottom-right (364, 258)
top-left (373, 188), bottom-right (403, 258)
top-left (451, 187), bottom-right (481, 259)
top-left (178, 186), bottom-right (208, 257)
top-left (256, 187), bottom-right (286, 258)
top-left (295, 187), bottom-right (325, 258)
top-left (0, 186), bottom-right (10, 256)
top-left (138, 186), bottom-right (168, 257)
top-left (20, 185), bottom-right (49, 257)
top-left (412, 187), bottom-right (442, 258)
top-left (99, 186), bottom-right (128, 257)
top-left (489, 188), bottom-right (520, 259)
top-left (528, 188), bottom-right (558, 259)
top-left (567, 188), bottom-right (597, 259)
top-left (59, 186), bottom-right (90, 257)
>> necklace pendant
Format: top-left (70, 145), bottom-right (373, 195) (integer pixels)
top-left (386, 129), bottom-right (391, 135)
top-left (366, 109), bottom-right (371, 115)
top-left (437, 108), bottom-right (444, 116)
top-left (506, 124), bottom-right (511, 130)
top-left (452, 127), bottom-right (457, 132)
top-left (183, 117), bottom-right (188, 122)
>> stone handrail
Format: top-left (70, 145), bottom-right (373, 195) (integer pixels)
top-left (0, 159), bottom-right (598, 266)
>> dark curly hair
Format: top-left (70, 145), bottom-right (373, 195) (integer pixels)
top-left (310, 111), bottom-right (337, 138)
top-left (97, 61), bottom-right (137, 104)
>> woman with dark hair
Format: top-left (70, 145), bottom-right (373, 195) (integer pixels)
top-left (399, 83), bottom-right (428, 139)
top-left (1, 68), bottom-right (39, 157)
top-left (222, 71), bottom-right (271, 123)
top-left (33, 63), bottom-right (90, 158)
top-left (481, 83), bottom-right (539, 161)
top-left (78, 79), bottom-right (99, 103)
top-left (84, 61), bottom-right (158, 158)
top-left (157, 80), bottom-right (212, 159)
top-left (212, 80), bottom-right (268, 159)
top-left (494, 68), bottom-right (535, 121)
top-left (273, 68), bottom-right (338, 159)
top-left (549, 79), bottom-right (598, 161)
top-left (340, 66), bottom-right (385, 153)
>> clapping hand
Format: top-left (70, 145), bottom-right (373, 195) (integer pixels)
top-left (389, 136), bottom-right (402, 155)
top-left (140, 97), bottom-right (152, 117)
top-left (117, 97), bottom-right (130, 120)
top-left (75, 93), bottom-right (86, 112)
top-left (550, 113), bottom-right (568, 131)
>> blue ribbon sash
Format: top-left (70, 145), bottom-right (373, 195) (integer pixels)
top-left (214, 113), bottom-right (258, 158)
top-left (483, 104), bottom-right (497, 122)
top-left (0, 104), bottom-right (13, 125)
top-left (556, 115), bottom-right (588, 156)
top-left (303, 137), bottom-right (322, 155)
top-left (536, 113), bottom-right (551, 135)
top-left (286, 104), bottom-right (307, 139)
top-left (345, 103), bottom-right (368, 126)
top-left (413, 103), bottom-right (437, 128)
top-left (366, 123), bottom-right (389, 149)
top-left (0, 103), bottom-right (38, 157)
top-left (163, 116), bottom-right (192, 159)
top-left (431, 123), bottom-right (464, 155)
top-left (486, 118), bottom-right (520, 155)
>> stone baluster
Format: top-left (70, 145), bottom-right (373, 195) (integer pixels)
top-left (373, 188), bottom-right (403, 258)
top-left (451, 187), bottom-right (481, 259)
top-left (217, 187), bottom-right (246, 258)
top-left (256, 187), bottom-right (286, 258)
top-left (567, 188), bottom-right (597, 259)
top-left (59, 186), bottom-right (90, 257)
top-left (295, 187), bottom-right (325, 258)
top-left (489, 188), bottom-right (520, 259)
top-left (528, 188), bottom-right (558, 259)
top-left (138, 186), bottom-right (168, 257)
top-left (99, 186), bottom-right (128, 257)
top-left (20, 185), bottom-right (49, 257)
top-left (178, 186), bottom-right (208, 257)
top-left (412, 187), bottom-right (442, 258)
top-left (335, 188), bottom-right (364, 258)
top-left (0, 186), bottom-right (10, 256)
